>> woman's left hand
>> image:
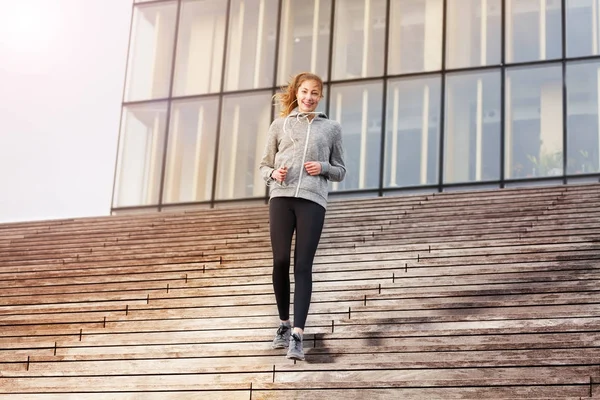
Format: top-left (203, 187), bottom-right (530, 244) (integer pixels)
top-left (304, 162), bottom-right (322, 176)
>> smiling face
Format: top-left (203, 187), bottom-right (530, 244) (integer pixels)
top-left (296, 79), bottom-right (322, 113)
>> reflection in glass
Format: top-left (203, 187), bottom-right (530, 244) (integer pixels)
top-left (388, 0), bottom-right (443, 74)
top-left (125, 2), bottom-right (177, 101)
top-left (163, 98), bottom-right (219, 204)
top-left (446, 0), bottom-right (501, 69)
top-left (505, 0), bottom-right (562, 63)
top-left (566, 61), bottom-right (600, 174)
top-left (332, 0), bottom-right (386, 80)
top-left (330, 81), bottom-right (383, 191)
top-left (113, 103), bottom-right (168, 207)
top-left (215, 92), bottom-right (273, 200)
top-left (225, 0), bottom-right (278, 91)
top-left (173, 0), bottom-right (227, 96)
top-left (445, 70), bottom-right (501, 183)
top-left (505, 65), bottom-right (563, 179)
top-left (566, 0), bottom-right (600, 58)
top-left (277, 0), bottom-right (332, 84)
top-left (385, 77), bottom-right (440, 187)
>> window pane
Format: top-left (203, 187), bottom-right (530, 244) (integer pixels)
top-left (113, 103), bottom-right (168, 207)
top-left (330, 81), bottom-right (383, 191)
top-left (225, 0), bottom-right (278, 91)
top-left (332, 0), bottom-right (386, 80)
top-left (173, 0), bottom-right (227, 96)
top-left (445, 70), bottom-right (501, 184)
top-left (567, 61), bottom-right (600, 174)
top-left (163, 98), bottom-right (219, 204)
top-left (388, 0), bottom-right (443, 75)
top-left (215, 92), bottom-right (273, 200)
top-left (446, 0), bottom-right (501, 69)
top-left (505, 0), bottom-right (562, 63)
top-left (566, 0), bottom-right (600, 58)
top-left (505, 65), bottom-right (563, 179)
top-left (277, 0), bottom-right (332, 84)
top-left (385, 76), bottom-right (440, 187)
top-left (125, 2), bottom-right (177, 102)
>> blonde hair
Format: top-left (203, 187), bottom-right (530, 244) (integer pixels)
top-left (275, 72), bottom-right (324, 117)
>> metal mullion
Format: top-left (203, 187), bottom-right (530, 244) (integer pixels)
top-left (382, 180), bottom-right (494, 193)
top-left (185, 87), bottom-right (279, 100)
top-left (210, 196), bottom-right (277, 205)
top-left (161, 199), bottom-right (212, 208)
top-left (132, 0), bottom-right (174, 5)
top-left (272, 0), bottom-right (284, 89)
top-left (328, 188), bottom-right (387, 197)
top-left (326, 0), bottom-right (336, 118)
top-left (119, 0), bottom-right (138, 121)
top-left (505, 58), bottom-right (568, 68)
top-left (385, 69), bottom-right (444, 80)
top-left (110, 0), bottom-right (137, 214)
top-left (438, 0), bottom-right (448, 192)
top-left (111, 204), bottom-right (163, 213)
top-left (500, 0), bottom-right (506, 187)
top-left (371, 58), bottom-right (600, 81)
top-left (561, 54), bottom-right (600, 63)
top-left (378, 0), bottom-right (391, 197)
top-left (157, 0), bottom-right (183, 212)
top-left (122, 97), bottom-right (171, 106)
top-left (562, 0), bottom-right (568, 184)
top-left (504, 176), bottom-right (570, 186)
top-left (380, 54), bottom-right (600, 82)
top-left (209, 0), bottom-right (233, 207)
top-left (265, 0), bottom-right (284, 203)
top-left (439, 63), bottom-right (505, 74)
top-left (326, 74), bottom-right (391, 86)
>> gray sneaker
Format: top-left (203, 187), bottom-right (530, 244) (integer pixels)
top-left (286, 333), bottom-right (304, 360)
top-left (272, 324), bottom-right (291, 349)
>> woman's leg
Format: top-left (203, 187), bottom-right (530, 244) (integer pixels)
top-left (292, 199), bottom-right (326, 331)
top-left (269, 197), bottom-right (296, 322)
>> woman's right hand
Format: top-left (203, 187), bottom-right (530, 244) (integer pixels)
top-left (272, 166), bottom-right (288, 182)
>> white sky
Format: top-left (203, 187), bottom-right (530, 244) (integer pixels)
top-left (0, 0), bottom-right (132, 223)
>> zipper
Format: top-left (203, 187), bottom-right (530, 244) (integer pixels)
top-left (295, 119), bottom-right (312, 198)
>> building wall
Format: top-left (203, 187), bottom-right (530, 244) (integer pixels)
top-left (113, 0), bottom-right (600, 213)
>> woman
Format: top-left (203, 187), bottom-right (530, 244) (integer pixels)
top-left (259, 72), bottom-right (346, 361)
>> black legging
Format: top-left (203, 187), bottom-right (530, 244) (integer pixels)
top-left (269, 197), bottom-right (326, 330)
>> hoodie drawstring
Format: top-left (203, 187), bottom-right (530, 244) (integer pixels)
top-left (277, 112), bottom-right (323, 193)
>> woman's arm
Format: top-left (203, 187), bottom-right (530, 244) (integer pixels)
top-left (319, 126), bottom-right (346, 182)
top-left (259, 120), bottom-right (278, 183)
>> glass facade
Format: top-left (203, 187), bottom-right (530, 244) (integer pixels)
top-left (566, 60), bottom-right (600, 174)
top-left (172, 0), bottom-right (227, 96)
top-left (445, 69), bottom-right (501, 183)
top-left (278, 0), bottom-right (332, 84)
top-left (163, 97), bottom-right (219, 204)
top-left (385, 76), bottom-right (441, 187)
top-left (388, 0), bottom-right (443, 74)
top-left (114, 102), bottom-right (168, 207)
top-left (332, 0), bottom-right (387, 80)
top-left (505, 0), bottom-right (562, 63)
top-left (330, 81), bottom-right (383, 191)
top-left (446, 0), bottom-right (501, 69)
top-left (113, 0), bottom-right (600, 212)
top-left (505, 64), bottom-right (563, 179)
top-left (125, 2), bottom-right (178, 102)
top-left (215, 91), bottom-right (273, 200)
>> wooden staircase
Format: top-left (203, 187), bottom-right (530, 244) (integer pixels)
top-left (1, 183), bottom-right (599, 399)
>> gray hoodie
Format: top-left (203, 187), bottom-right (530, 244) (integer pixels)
top-left (259, 112), bottom-right (346, 209)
